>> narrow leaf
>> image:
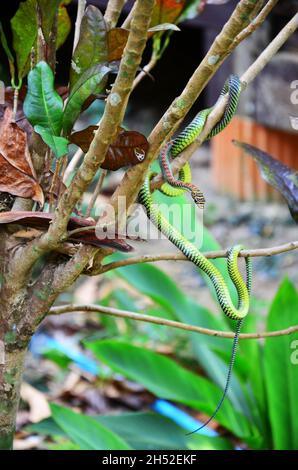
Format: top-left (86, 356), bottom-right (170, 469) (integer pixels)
top-left (70, 5), bottom-right (108, 90)
top-left (51, 404), bottom-right (131, 450)
top-left (264, 279), bottom-right (298, 449)
top-left (148, 23), bottom-right (180, 32)
top-left (87, 339), bottom-right (254, 439)
top-left (0, 22), bottom-right (15, 80)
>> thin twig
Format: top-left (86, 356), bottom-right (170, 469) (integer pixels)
top-left (132, 54), bottom-right (158, 90)
top-left (73, 0), bottom-right (86, 54)
top-left (63, 148), bottom-right (84, 183)
top-left (99, 240), bottom-right (298, 274)
top-left (231, 0), bottom-right (279, 48)
top-left (50, 304), bottom-right (298, 340)
top-left (85, 169), bottom-right (107, 218)
top-left (122, 0), bottom-right (136, 28)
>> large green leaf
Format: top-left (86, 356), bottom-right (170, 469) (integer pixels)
top-left (50, 404), bottom-right (131, 450)
top-left (87, 339), bottom-right (256, 439)
top-left (11, 0), bottom-right (71, 79)
top-left (24, 61), bottom-right (63, 135)
top-left (11, 0), bottom-right (37, 78)
top-left (62, 64), bottom-right (110, 135)
top-left (264, 278), bottom-right (298, 449)
top-left (113, 260), bottom-right (190, 319)
top-left (29, 411), bottom-right (232, 450)
top-left (70, 5), bottom-right (108, 90)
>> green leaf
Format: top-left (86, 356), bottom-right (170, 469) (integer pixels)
top-left (50, 404), bottom-right (131, 450)
top-left (24, 61), bottom-right (63, 135)
top-left (29, 412), bottom-right (232, 450)
top-left (70, 5), bottom-right (108, 90)
top-left (87, 339), bottom-right (255, 438)
top-left (264, 278), bottom-right (298, 449)
top-left (11, 0), bottom-right (37, 79)
top-left (62, 64), bottom-right (110, 135)
top-left (112, 260), bottom-right (190, 319)
top-left (0, 22), bottom-right (15, 80)
top-left (56, 4), bottom-right (72, 49)
top-left (37, 0), bottom-right (61, 42)
top-left (34, 125), bottom-right (69, 157)
top-left (11, 0), bottom-right (71, 79)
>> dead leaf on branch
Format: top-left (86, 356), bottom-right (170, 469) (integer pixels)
top-left (0, 108), bottom-right (44, 205)
top-left (70, 126), bottom-right (149, 171)
top-left (0, 211), bottom-right (134, 252)
top-left (107, 28), bottom-right (129, 62)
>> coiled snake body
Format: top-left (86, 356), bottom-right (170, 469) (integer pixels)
top-left (138, 75), bottom-right (252, 432)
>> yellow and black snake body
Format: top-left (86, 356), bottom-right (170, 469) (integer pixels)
top-left (138, 75), bottom-right (252, 432)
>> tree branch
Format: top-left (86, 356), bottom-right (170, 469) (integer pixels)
top-left (104, 0), bottom-right (127, 28)
top-left (151, 9), bottom-right (298, 190)
top-left (49, 303), bottom-right (298, 340)
top-left (110, 0), bottom-right (271, 213)
top-left (46, 0), bottom-right (155, 243)
top-left (98, 240), bottom-right (298, 274)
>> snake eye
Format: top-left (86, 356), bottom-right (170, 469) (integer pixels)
top-left (134, 148), bottom-right (145, 161)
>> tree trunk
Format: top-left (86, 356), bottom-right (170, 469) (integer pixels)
top-left (0, 341), bottom-right (27, 450)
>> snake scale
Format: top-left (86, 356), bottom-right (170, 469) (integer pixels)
top-left (138, 75), bottom-right (252, 432)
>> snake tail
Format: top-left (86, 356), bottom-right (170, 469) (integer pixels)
top-left (187, 318), bottom-right (243, 435)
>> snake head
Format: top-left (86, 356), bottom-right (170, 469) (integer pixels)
top-left (192, 191), bottom-right (205, 209)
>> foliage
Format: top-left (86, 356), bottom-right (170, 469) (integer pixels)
top-left (30, 271), bottom-right (298, 450)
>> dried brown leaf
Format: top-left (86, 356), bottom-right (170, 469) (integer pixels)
top-left (70, 126), bottom-right (149, 171)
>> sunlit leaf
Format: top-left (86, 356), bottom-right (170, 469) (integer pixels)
top-left (107, 28), bottom-right (129, 62)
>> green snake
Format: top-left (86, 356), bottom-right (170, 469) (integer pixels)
top-left (138, 75), bottom-right (252, 431)
top-left (159, 75), bottom-right (242, 207)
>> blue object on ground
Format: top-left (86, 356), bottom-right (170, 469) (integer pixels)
top-left (152, 399), bottom-right (218, 437)
top-left (30, 333), bottom-right (100, 376)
